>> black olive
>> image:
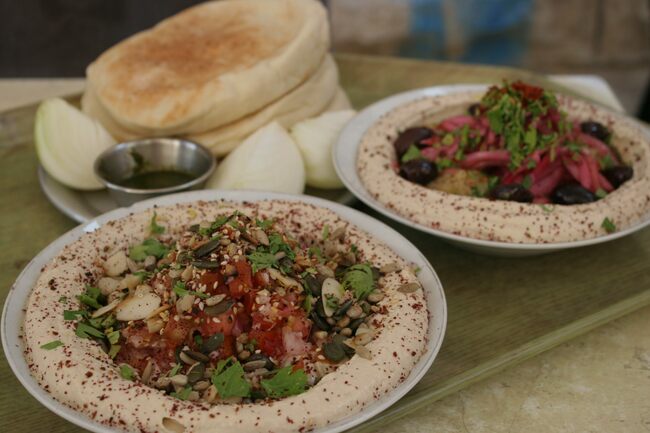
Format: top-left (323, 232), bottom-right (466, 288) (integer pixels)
top-left (551, 183), bottom-right (597, 205)
top-left (580, 121), bottom-right (611, 142)
top-left (393, 127), bottom-right (433, 158)
top-left (602, 165), bottom-right (633, 188)
top-left (399, 159), bottom-right (438, 185)
top-left (468, 103), bottom-right (482, 116)
top-left (489, 184), bottom-right (534, 203)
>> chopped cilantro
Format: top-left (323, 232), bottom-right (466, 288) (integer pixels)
top-left (168, 364), bottom-right (183, 377)
top-left (260, 367), bottom-right (308, 398)
top-left (268, 233), bottom-right (296, 260)
top-left (58, 295), bottom-right (68, 303)
top-left (601, 217), bottom-right (616, 233)
top-left (211, 358), bottom-right (251, 398)
top-left (255, 218), bottom-right (274, 230)
top-left (119, 364), bottom-right (135, 381)
top-left (324, 294), bottom-right (339, 310)
top-left (341, 264), bottom-right (376, 300)
top-left (523, 127), bottom-right (537, 152)
top-left (108, 344), bottom-right (121, 358)
top-left (487, 176), bottom-right (500, 192)
top-left (173, 281), bottom-right (209, 299)
top-left (303, 294), bottom-right (313, 314)
top-left (521, 175), bottom-right (533, 189)
top-left (129, 238), bottom-right (169, 261)
top-left (246, 251), bottom-right (278, 273)
top-left (75, 322), bottom-right (104, 339)
top-left (170, 386), bottom-right (192, 400)
top-left (40, 340), bottom-right (63, 350)
top-left (441, 133), bottom-right (454, 146)
top-left (149, 212), bottom-right (165, 235)
top-left (308, 246), bottom-right (324, 262)
top-left (595, 188), bottom-right (607, 199)
top-left (400, 145), bottom-right (422, 163)
top-left (599, 154), bottom-right (615, 170)
top-left (78, 294), bottom-right (102, 309)
top-left (107, 330), bottom-right (120, 345)
top-left (436, 158), bottom-right (453, 171)
top-left (540, 204), bottom-right (555, 213)
top-left (459, 124), bottom-right (470, 148)
top-left (63, 310), bottom-right (87, 320)
top-left (194, 334), bottom-right (203, 346)
top-left (322, 224), bottom-right (330, 240)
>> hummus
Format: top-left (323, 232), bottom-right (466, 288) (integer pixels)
top-left (22, 199), bottom-right (429, 433)
top-left (357, 91), bottom-right (650, 243)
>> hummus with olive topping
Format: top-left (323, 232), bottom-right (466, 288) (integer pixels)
top-left (22, 199), bottom-right (429, 433)
top-left (357, 90), bottom-right (650, 243)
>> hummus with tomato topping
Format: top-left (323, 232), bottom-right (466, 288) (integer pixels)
top-left (357, 88), bottom-right (650, 243)
top-left (22, 199), bottom-right (429, 433)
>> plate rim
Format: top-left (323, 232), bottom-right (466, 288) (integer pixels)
top-left (332, 84), bottom-right (650, 252)
top-left (1, 189), bottom-right (447, 433)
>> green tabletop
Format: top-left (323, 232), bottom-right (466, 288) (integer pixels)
top-left (2, 54), bottom-right (650, 433)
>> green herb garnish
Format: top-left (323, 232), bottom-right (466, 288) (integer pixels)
top-left (40, 340), bottom-right (63, 350)
top-left (107, 330), bottom-right (120, 345)
top-left (602, 217), bottom-right (616, 233)
top-left (322, 224), bottom-right (330, 240)
top-left (75, 322), bottom-right (104, 339)
top-left (256, 218), bottom-right (274, 230)
top-left (168, 364), bottom-right (182, 377)
top-left (119, 364), bottom-right (135, 381)
top-left (150, 212), bottom-right (165, 235)
top-left (172, 281), bottom-right (209, 299)
top-left (260, 367), bottom-right (308, 398)
top-left (246, 251), bottom-right (278, 273)
top-left (63, 310), bottom-right (87, 320)
top-left (170, 386), bottom-right (192, 400)
top-left (211, 358), bottom-right (251, 398)
top-left (595, 188), bottom-right (607, 199)
top-left (108, 344), bottom-right (121, 358)
top-left (268, 233), bottom-right (295, 260)
top-left (400, 145), bottom-right (422, 163)
top-left (129, 238), bottom-right (169, 261)
top-left (341, 264), bottom-right (376, 300)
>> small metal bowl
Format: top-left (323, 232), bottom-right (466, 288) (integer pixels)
top-left (94, 138), bottom-right (216, 206)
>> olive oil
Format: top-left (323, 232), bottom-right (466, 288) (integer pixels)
top-left (120, 170), bottom-right (195, 189)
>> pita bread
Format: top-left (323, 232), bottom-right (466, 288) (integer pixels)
top-left (186, 55), bottom-right (339, 155)
top-left (85, 0), bottom-right (328, 134)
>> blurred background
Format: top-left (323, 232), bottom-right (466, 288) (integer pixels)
top-left (1, 0), bottom-right (648, 117)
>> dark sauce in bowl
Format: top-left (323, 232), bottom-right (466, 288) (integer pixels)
top-left (119, 170), bottom-right (196, 189)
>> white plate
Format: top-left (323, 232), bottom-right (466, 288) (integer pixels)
top-left (333, 84), bottom-right (650, 257)
top-left (1, 189), bottom-right (447, 433)
top-left (38, 167), bottom-right (357, 223)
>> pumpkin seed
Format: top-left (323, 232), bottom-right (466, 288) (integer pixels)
top-left (186, 362), bottom-right (205, 384)
top-left (331, 225), bottom-right (346, 240)
top-left (367, 291), bottom-right (385, 303)
top-left (170, 374), bottom-right (188, 387)
top-left (310, 310), bottom-right (330, 331)
top-left (201, 333), bottom-right (224, 353)
top-left (144, 255), bottom-right (157, 271)
top-left (353, 331), bottom-right (373, 346)
top-left (253, 229), bottom-right (270, 246)
top-left (243, 359), bottom-right (267, 372)
top-left (380, 262), bottom-right (401, 274)
top-left (182, 349), bottom-right (209, 363)
top-left (162, 417), bottom-right (185, 433)
top-left (191, 260), bottom-right (220, 269)
top-left (141, 359), bottom-right (154, 385)
top-left (193, 380), bottom-right (210, 391)
top-left (322, 340), bottom-right (347, 363)
top-left (205, 294), bottom-right (227, 306)
top-left (193, 237), bottom-right (222, 258)
top-left (398, 282), bottom-right (420, 293)
top-left (204, 299), bottom-right (234, 316)
top-left (345, 303), bottom-right (364, 319)
top-left (334, 299), bottom-right (353, 318)
top-left (90, 299), bottom-right (120, 318)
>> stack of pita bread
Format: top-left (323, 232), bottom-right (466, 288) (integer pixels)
top-left (81, 0), bottom-right (350, 156)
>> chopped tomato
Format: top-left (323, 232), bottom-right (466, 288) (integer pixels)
top-left (162, 313), bottom-right (193, 347)
top-left (250, 327), bottom-right (284, 358)
top-left (199, 271), bottom-right (227, 296)
top-left (228, 260), bottom-right (253, 299)
top-left (198, 309), bottom-right (236, 336)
